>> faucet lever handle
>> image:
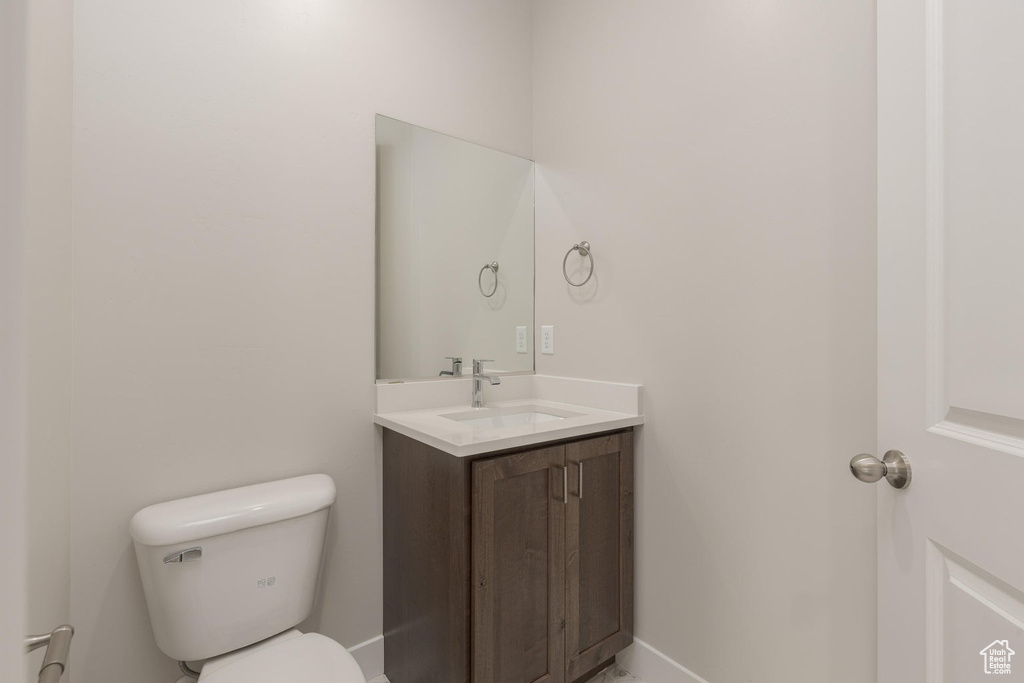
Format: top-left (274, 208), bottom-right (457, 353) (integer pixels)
top-left (445, 356), bottom-right (462, 362)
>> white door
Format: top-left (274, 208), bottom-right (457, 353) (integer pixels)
top-left (877, 0), bottom-right (1024, 681)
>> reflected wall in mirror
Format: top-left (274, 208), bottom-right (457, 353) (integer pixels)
top-left (376, 115), bottom-right (535, 381)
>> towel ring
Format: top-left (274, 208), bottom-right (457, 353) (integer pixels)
top-left (562, 241), bottom-right (594, 287)
top-left (478, 261), bottom-right (499, 297)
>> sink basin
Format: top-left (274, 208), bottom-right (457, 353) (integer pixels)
top-left (457, 411), bottom-right (562, 429)
top-left (443, 404), bottom-right (583, 430)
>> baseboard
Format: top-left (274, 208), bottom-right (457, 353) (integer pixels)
top-left (347, 633), bottom-right (704, 683)
top-left (617, 638), bottom-right (710, 683)
top-left (348, 634), bottom-right (384, 680)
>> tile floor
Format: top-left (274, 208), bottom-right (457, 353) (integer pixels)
top-left (590, 664), bottom-right (645, 682)
top-left (366, 664), bottom-right (644, 683)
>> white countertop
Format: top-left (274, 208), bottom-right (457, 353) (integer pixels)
top-left (374, 375), bottom-right (644, 457)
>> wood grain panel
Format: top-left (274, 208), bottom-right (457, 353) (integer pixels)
top-left (565, 432), bottom-right (634, 681)
top-left (383, 429), bottom-right (472, 683)
top-left (578, 450), bottom-right (620, 647)
top-left (474, 446), bottom-right (566, 683)
top-left (494, 468), bottom-right (551, 681)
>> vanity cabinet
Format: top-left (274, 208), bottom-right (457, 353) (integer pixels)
top-left (383, 428), bottom-right (633, 683)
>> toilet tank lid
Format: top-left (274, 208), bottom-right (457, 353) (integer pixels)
top-left (130, 474), bottom-right (337, 547)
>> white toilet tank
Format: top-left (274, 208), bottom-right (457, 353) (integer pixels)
top-left (129, 474), bottom-right (337, 662)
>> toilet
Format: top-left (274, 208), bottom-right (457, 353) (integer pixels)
top-left (129, 474), bottom-right (366, 682)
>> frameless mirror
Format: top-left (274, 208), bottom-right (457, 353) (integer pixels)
top-left (375, 115), bottom-right (534, 381)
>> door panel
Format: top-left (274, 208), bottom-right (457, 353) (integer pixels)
top-left (565, 433), bottom-right (633, 681)
top-left (944, 0), bottom-right (1024, 424)
top-left (879, 0), bottom-right (1024, 681)
top-left (473, 446), bottom-right (566, 683)
top-left (931, 544), bottom-right (1024, 681)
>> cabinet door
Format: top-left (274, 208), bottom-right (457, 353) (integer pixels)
top-left (473, 446), bottom-right (566, 683)
top-left (565, 432), bottom-right (634, 681)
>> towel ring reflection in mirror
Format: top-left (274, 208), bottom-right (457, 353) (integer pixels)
top-left (478, 261), bottom-right (499, 297)
top-left (563, 241), bottom-right (594, 287)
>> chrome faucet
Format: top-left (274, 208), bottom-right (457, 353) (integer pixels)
top-left (440, 356), bottom-right (462, 377)
top-left (471, 359), bottom-right (501, 408)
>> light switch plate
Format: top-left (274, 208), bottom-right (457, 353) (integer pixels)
top-left (516, 326), bottom-right (528, 353)
top-left (541, 326), bottom-right (554, 355)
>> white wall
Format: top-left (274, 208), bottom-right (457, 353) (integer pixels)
top-left (1, 0), bottom-right (29, 678)
top-left (532, 3), bottom-right (877, 682)
top-left (71, 1), bottom-right (532, 681)
top-left (377, 116), bottom-right (535, 380)
top-left (23, 0), bottom-right (74, 680)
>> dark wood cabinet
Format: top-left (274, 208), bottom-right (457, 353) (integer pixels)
top-left (565, 433), bottom-right (633, 681)
top-left (472, 446), bottom-right (566, 683)
top-left (383, 428), bottom-right (634, 683)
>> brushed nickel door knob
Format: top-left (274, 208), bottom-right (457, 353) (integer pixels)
top-left (850, 450), bottom-right (912, 489)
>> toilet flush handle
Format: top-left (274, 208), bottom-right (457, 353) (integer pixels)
top-left (163, 547), bottom-right (203, 564)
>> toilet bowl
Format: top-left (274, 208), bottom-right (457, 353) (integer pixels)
top-left (194, 630), bottom-right (364, 682)
top-left (130, 475), bottom-right (366, 683)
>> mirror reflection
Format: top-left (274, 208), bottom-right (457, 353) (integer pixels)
top-left (375, 115), bottom-right (535, 381)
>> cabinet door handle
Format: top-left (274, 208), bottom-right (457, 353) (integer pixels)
top-left (553, 465), bottom-right (567, 503)
top-left (576, 461), bottom-right (583, 499)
